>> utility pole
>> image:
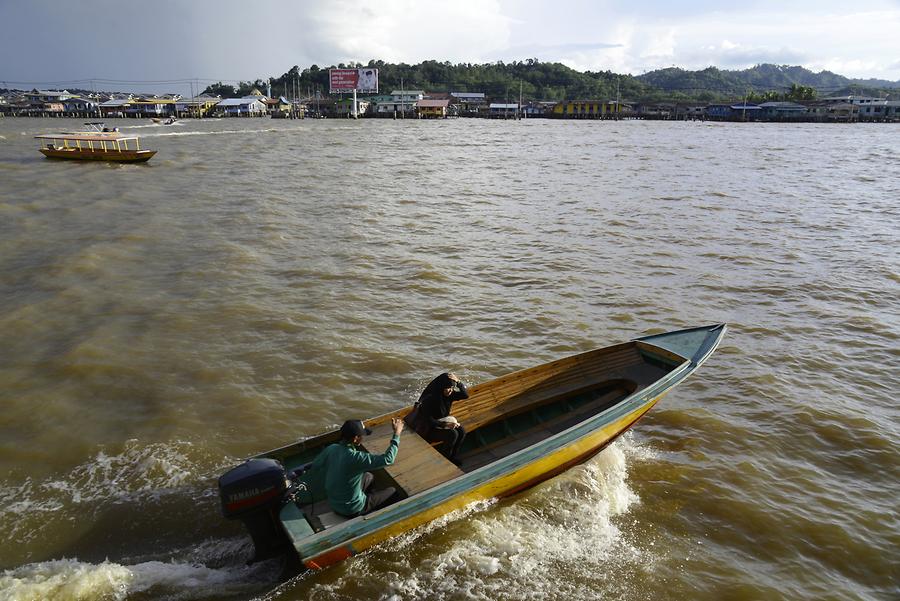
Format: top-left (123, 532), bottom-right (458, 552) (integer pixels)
top-left (616, 77), bottom-right (620, 121)
top-left (519, 80), bottom-right (523, 120)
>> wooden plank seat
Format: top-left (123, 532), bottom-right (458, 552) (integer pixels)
top-left (455, 343), bottom-right (648, 432)
top-left (317, 510), bottom-right (352, 528)
top-left (282, 500), bottom-right (353, 534)
top-left (362, 422), bottom-right (464, 497)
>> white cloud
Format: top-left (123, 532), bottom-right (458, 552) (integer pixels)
top-left (497, 5), bottom-right (900, 79)
top-left (640, 28), bottom-right (677, 62)
top-left (299, 0), bottom-right (512, 65)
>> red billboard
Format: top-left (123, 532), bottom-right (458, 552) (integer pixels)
top-left (329, 68), bottom-right (379, 93)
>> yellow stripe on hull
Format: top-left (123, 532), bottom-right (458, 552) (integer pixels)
top-left (306, 394), bottom-right (663, 567)
top-left (39, 149), bottom-right (156, 162)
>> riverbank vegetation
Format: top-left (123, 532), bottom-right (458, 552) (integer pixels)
top-left (202, 60), bottom-right (898, 102)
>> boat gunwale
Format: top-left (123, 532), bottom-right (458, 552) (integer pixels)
top-left (278, 324), bottom-right (727, 560)
top-left (288, 358), bottom-right (695, 558)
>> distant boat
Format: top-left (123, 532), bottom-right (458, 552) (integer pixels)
top-left (218, 324), bottom-right (727, 569)
top-left (35, 122), bottom-right (156, 163)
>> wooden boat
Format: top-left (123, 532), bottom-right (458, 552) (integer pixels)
top-left (35, 123), bottom-right (156, 162)
top-left (218, 324), bottom-right (726, 569)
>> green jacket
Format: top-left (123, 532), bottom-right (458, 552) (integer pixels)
top-left (311, 434), bottom-right (399, 516)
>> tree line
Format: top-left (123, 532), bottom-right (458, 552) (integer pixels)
top-left (202, 60), bottom-right (896, 103)
top-left (202, 59), bottom-right (650, 101)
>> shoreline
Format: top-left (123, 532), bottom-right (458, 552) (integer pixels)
top-left (2, 112), bottom-right (896, 124)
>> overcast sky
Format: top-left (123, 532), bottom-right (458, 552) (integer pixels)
top-left (1, 0), bottom-right (899, 95)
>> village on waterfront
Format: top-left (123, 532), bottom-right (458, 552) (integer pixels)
top-left (2, 86), bottom-right (899, 123)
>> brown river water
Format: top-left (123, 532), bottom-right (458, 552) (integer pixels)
top-left (0, 116), bottom-right (897, 601)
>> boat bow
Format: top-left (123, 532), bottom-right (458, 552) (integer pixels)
top-left (635, 323), bottom-right (727, 369)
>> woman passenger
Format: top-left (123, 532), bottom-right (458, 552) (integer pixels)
top-left (407, 372), bottom-right (469, 465)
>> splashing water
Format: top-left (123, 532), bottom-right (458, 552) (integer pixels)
top-left (0, 436), bottom-right (288, 600)
top-left (0, 440), bottom-right (226, 547)
top-left (280, 435), bottom-right (655, 601)
top-left (140, 128), bottom-right (281, 138)
top-left (0, 546), bottom-right (278, 601)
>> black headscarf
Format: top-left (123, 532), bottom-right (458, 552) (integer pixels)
top-left (417, 373), bottom-right (455, 404)
top-left (407, 372), bottom-right (468, 434)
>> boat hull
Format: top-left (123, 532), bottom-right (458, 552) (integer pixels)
top-left (253, 324), bottom-right (725, 569)
top-left (39, 148), bottom-right (156, 162)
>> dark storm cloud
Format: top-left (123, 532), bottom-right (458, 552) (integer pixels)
top-left (0, 1), bottom-right (337, 93)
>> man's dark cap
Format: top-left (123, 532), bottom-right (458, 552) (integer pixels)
top-left (340, 420), bottom-right (372, 439)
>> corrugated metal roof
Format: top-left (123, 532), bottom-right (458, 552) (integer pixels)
top-left (417, 99), bottom-right (449, 107)
top-left (758, 102), bottom-right (806, 109)
top-left (217, 98), bottom-right (264, 106)
top-left (34, 133), bottom-right (137, 141)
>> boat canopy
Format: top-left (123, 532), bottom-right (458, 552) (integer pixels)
top-left (34, 133), bottom-right (138, 142)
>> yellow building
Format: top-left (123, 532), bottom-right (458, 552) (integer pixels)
top-left (552, 100), bottom-right (620, 119)
top-left (416, 99), bottom-right (450, 118)
top-left (176, 96), bottom-right (220, 117)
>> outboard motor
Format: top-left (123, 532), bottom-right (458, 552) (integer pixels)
top-left (218, 458), bottom-right (290, 562)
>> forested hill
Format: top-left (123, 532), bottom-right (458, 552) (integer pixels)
top-left (203, 60), bottom-right (898, 102)
top-left (636, 64), bottom-right (900, 99)
top-left (206, 59), bottom-right (653, 103)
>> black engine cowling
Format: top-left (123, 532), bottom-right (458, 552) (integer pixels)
top-left (219, 458), bottom-right (286, 518)
top-left (218, 458), bottom-right (290, 562)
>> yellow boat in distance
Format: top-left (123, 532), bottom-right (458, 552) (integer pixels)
top-left (218, 324), bottom-right (727, 570)
top-left (35, 122), bottom-right (156, 163)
